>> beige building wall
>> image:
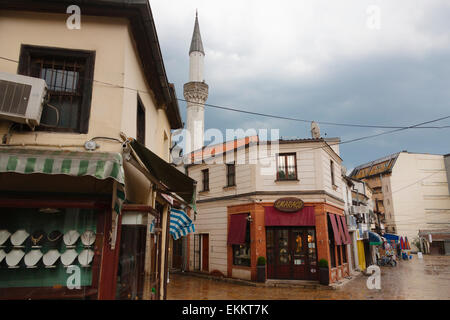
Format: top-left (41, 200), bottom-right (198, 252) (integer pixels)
top-left (189, 200), bottom-right (230, 275)
top-left (389, 153), bottom-right (450, 248)
top-left (0, 11), bottom-right (172, 159)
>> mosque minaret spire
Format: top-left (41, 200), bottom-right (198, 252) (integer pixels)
top-left (184, 10), bottom-right (208, 154)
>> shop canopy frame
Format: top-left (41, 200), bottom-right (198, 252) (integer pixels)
top-left (383, 233), bottom-right (400, 242)
top-left (0, 147), bottom-right (126, 214)
top-left (0, 147), bottom-right (126, 249)
top-left (369, 231), bottom-right (383, 245)
top-left (128, 139), bottom-right (197, 212)
top-left (0, 141), bottom-right (198, 247)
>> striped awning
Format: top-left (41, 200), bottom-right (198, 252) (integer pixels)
top-left (169, 208), bottom-right (195, 240)
top-left (149, 207), bottom-right (195, 240)
top-left (0, 148), bottom-right (125, 215)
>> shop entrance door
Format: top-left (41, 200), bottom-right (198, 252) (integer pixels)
top-left (172, 238), bottom-right (183, 269)
top-left (116, 225), bottom-right (147, 300)
top-left (266, 227), bottom-right (318, 280)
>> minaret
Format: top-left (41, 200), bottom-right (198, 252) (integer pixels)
top-left (184, 11), bottom-right (208, 154)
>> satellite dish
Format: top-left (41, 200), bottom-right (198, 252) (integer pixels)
top-left (311, 121), bottom-right (320, 139)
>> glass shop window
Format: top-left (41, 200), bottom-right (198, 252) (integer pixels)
top-left (342, 244), bottom-right (347, 263)
top-left (232, 220), bottom-right (250, 267)
top-left (116, 224), bottom-right (146, 300)
top-left (266, 229), bottom-right (274, 265)
top-left (0, 207), bottom-right (99, 299)
top-left (307, 229), bottom-right (317, 266)
top-left (337, 244), bottom-right (342, 266)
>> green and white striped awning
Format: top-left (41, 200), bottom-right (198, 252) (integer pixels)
top-left (0, 148), bottom-right (125, 214)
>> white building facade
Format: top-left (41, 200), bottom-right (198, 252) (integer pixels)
top-left (351, 151), bottom-right (450, 252)
top-left (180, 137), bottom-right (354, 284)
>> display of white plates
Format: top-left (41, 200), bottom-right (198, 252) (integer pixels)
top-left (0, 230), bottom-right (11, 247)
top-left (61, 249), bottom-right (78, 267)
top-left (6, 249), bottom-right (25, 268)
top-left (24, 250), bottom-right (43, 268)
top-left (63, 230), bottom-right (80, 247)
top-left (77, 249), bottom-right (94, 267)
top-left (43, 249), bottom-right (61, 268)
top-left (81, 230), bottom-right (96, 246)
top-left (10, 230), bottom-right (29, 247)
top-left (0, 249), bottom-right (6, 263)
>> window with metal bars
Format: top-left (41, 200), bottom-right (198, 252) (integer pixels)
top-left (18, 45), bottom-right (95, 133)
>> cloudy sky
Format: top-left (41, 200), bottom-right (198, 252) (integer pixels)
top-left (150, 0), bottom-right (450, 170)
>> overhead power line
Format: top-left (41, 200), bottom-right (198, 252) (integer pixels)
top-left (177, 98), bottom-right (450, 130)
top-left (1, 55), bottom-right (449, 130)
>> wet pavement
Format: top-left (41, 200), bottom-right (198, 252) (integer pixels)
top-left (167, 255), bottom-right (450, 300)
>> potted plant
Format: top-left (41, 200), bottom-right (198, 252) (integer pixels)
top-left (318, 258), bottom-right (329, 285)
top-left (256, 256), bottom-right (266, 283)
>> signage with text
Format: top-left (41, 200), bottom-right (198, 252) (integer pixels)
top-left (274, 197), bottom-right (304, 213)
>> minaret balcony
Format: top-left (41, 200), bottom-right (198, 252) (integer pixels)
top-left (183, 81), bottom-right (209, 102)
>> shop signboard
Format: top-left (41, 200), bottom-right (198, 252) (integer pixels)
top-left (274, 197), bottom-right (304, 213)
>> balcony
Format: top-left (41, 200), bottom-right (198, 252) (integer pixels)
top-left (350, 205), bottom-right (369, 214)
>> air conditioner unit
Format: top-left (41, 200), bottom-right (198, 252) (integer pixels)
top-left (0, 71), bottom-right (47, 129)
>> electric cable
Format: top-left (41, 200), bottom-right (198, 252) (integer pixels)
top-left (1, 55), bottom-right (449, 130)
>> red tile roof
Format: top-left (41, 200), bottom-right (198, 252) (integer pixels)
top-left (187, 135), bottom-right (259, 162)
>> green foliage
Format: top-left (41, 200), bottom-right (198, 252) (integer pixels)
top-left (412, 237), bottom-right (421, 250)
top-left (318, 258), bottom-right (329, 268)
top-left (257, 256), bottom-right (266, 266)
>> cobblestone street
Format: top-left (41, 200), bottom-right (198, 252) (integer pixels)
top-left (167, 255), bottom-right (450, 300)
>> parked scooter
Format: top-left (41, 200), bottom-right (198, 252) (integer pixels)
top-left (377, 254), bottom-right (397, 267)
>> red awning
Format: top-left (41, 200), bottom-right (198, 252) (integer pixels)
top-left (328, 213), bottom-right (342, 245)
top-left (227, 213), bottom-right (248, 245)
top-left (265, 206), bottom-right (315, 226)
top-left (339, 215), bottom-right (351, 244)
top-left (336, 214), bottom-right (347, 244)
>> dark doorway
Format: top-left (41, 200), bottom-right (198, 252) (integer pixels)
top-left (172, 238), bottom-right (183, 269)
top-left (266, 227), bottom-right (318, 280)
top-left (430, 241), bottom-right (445, 255)
top-left (116, 225), bottom-right (146, 300)
top-left (363, 240), bottom-right (372, 266)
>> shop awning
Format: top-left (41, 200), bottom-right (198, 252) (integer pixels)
top-left (0, 147), bottom-right (125, 215)
top-left (227, 213), bottom-right (248, 245)
top-left (169, 208), bottom-right (195, 240)
top-left (383, 233), bottom-right (399, 242)
top-left (328, 213), bottom-right (342, 245)
top-left (129, 140), bottom-right (196, 208)
top-left (264, 206), bottom-right (315, 226)
top-left (369, 231), bottom-right (383, 245)
top-left (338, 215), bottom-right (351, 244)
top-left (335, 215), bottom-right (347, 244)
